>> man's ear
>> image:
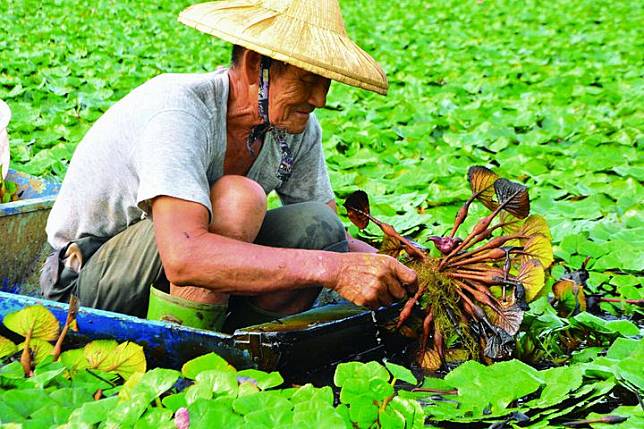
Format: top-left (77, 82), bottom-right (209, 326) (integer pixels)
top-left (240, 49), bottom-right (261, 87)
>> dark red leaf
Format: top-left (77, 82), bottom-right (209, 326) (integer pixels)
top-left (494, 178), bottom-right (530, 219)
top-left (344, 190), bottom-right (370, 229)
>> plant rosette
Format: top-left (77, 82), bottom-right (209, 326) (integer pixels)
top-left (345, 166), bottom-right (554, 371)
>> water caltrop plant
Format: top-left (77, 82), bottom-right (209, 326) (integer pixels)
top-left (344, 166), bottom-right (554, 371)
top-left (0, 299), bottom-right (145, 378)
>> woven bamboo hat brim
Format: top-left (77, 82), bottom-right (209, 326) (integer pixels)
top-left (179, 0), bottom-right (388, 95)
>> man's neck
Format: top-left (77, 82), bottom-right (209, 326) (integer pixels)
top-left (226, 68), bottom-right (263, 143)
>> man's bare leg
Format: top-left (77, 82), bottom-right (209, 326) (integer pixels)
top-left (169, 175), bottom-right (267, 304)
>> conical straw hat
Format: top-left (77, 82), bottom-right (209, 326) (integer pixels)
top-left (179, 0), bottom-right (388, 95)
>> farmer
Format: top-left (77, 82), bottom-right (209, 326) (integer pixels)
top-left (40, 0), bottom-right (417, 331)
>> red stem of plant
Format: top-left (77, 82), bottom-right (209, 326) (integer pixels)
top-left (450, 234), bottom-right (523, 264)
top-left (600, 298), bottom-right (644, 305)
top-left (439, 190), bottom-right (521, 270)
top-left (455, 288), bottom-right (487, 321)
top-left (446, 271), bottom-right (502, 285)
top-left (433, 323), bottom-right (444, 358)
top-left (397, 284), bottom-right (427, 328)
top-left (419, 310), bottom-right (434, 357)
top-left (353, 208), bottom-right (427, 261)
top-left (20, 330), bottom-right (33, 377)
top-left (453, 279), bottom-right (500, 311)
top-left (53, 295), bottom-right (79, 361)
top-left (448, 248), bottom-right (508, 268)
top-left (448, 197), bottom-right (475, 238)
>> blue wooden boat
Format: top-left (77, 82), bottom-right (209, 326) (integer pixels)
top-left (0, 170), bottom-right (407, 381)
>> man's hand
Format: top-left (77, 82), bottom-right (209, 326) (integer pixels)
top-left (330, 253), bottom-right (417, 309)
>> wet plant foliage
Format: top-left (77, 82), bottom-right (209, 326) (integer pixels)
top-left (0, 0), bottom-right (642, 426)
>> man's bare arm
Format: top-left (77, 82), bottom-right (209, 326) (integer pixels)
top-left (152, 196), bottom-right (416, 308)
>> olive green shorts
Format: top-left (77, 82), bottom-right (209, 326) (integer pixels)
top-left (41, 201), bottom-right (348, 330)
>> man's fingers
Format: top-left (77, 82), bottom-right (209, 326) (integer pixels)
top-left (394, 260), bottom-right (418, 289)
top-left (378, 290), bottom-right (394, 307)
top-left (386, 275), bottom-right (406, 300)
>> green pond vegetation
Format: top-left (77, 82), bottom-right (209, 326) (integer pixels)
top-left (0, 0), bottom-right (642, 427)
top-left (0, 303), bottom-right (642, 428)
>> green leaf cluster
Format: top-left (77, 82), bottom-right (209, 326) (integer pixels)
top-left (0, 350), bottom-right (428, 428)
top-left (1, 302), bottom-right (641, 428)
top-left (412, 346), bottom-right (643, 427)
top-left (517, 297), bottom-right (642, 365)
top-left (334, 360), bottom-right (423, 428)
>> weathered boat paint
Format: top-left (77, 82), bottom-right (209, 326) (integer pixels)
top-left (0, 169), bottom-right (60, 295)
top-left (0, 291), bottom-right (253, 369)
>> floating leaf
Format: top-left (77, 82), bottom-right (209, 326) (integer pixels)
top-left (344, 190), bottom-right (370, 229)
top-left (499, 211), bottom-right (522, 235)
top-left (117, 371), bottom-right (145, 402)
top-left (489, 302), bottom-right (524, 336)
top-left (553, 278), bottom-right (587, 317)
top-left (519, 215), bottom-right (552, 241)
top-left (334, 361), bottom-right (390, 387)
top-left (0, 335), bottom-right (17, 359)
top-left (379, 234), bottom-right (403, 257)
top-left (572, 313), bottom-right (639, 337)
top-left (181, 352), bottom-right (236, 380)
top-left (517, 260), bottom-right (545, 302)
top-left (18, 338), bottom-right (54, 365)
top-left (101, 342), bottom-right (146, 379)
top-left (3, 304), bottom-right (60, 341)
top-left (494, 178), bottom-right (530, 219)
top-left (522, 234), bottom-right (554, 269)
top-left (444, 359), bottom-right (543, 415)
top-left (468, 166), bottom-right (499, 211)
top-left (384, 360), bottom-right (418, 385)
top-left (419, 348), bottom-right (442, 372)
top-left (84, 339), bottom-right (118, 369)
top-left (60, 348), bottom-right (90, 372)
top-left (84, 340), bottom-right (146, 379)
top-left (236, 369), bottom-right (284, 390)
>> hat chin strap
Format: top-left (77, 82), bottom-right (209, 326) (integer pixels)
top-left (246, 56), bottom-right (272, 156)
top-left (246, 56), bottom-right (294, 182)
top-left (258, 56), bottom-right (272, 127)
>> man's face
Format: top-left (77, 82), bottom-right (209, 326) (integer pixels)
top-left (268, 63), bottom-right (331, 134)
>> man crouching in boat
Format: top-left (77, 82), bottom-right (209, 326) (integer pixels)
top-left (40, 0), bottom-right (416, 332)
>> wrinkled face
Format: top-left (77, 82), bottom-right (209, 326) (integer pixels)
top-left (268, 63), bottom-right (331, 134)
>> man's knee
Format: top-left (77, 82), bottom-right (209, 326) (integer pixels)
top-left (210, 175), bottom-right (267, 242)
top-left (256, 201), bottom-right (348, 252)
top-left (210, 175), bottom-right (267, 208)
top-left (298, 201), bottom-right (347, 250)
